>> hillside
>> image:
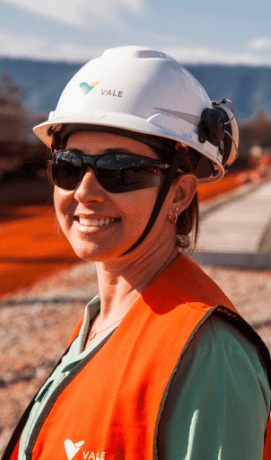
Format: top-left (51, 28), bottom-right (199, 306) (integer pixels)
top-left (1, 58), bottom-right (271, 118)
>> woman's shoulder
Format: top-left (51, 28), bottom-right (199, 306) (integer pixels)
top-left (182, 313), bottom-right (271, 410)
top-left (162, 312), bottom-right (271, 430)
top-left (195, 313), bottom-right (253, 345)
top-left (192, 313), bottom-right (268, 373)
top-left (160, 313), bottom-right (271, 460)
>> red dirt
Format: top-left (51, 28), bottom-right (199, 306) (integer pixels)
top-left (0, 169), bottom-right (262, 298)
top-left (0, 205), bottom-right (79, 297)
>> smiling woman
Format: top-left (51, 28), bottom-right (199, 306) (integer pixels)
top-left (3, 46), bottom-right (271, 460)
top-left (53, 131), bottom-right (175, 262)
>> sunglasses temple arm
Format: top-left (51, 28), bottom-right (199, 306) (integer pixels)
top-left (120, 150), bottom-right (184, 256)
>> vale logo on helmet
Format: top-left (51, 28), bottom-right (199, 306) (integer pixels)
top-left (79, 81), bottom-right (99, 95)
top-left (80, 81), bottom-right (123, 98)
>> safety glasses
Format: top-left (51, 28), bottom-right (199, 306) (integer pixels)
top-left (49, 149), bottom-right (169, 193)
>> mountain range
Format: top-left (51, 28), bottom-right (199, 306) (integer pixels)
top-left (1, 57), bottom-right (271, 120)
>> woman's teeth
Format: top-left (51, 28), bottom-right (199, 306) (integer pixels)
top-left (78, 217), bottom-right (118, 227)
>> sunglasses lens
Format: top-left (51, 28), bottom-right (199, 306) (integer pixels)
top-left (51, 151), bottom-right (163, 193)
top-left (51, 151), bottom-right (83, 190)
top-left (96, 155), bottom-right (162, 193)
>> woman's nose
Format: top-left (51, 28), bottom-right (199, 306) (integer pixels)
top-left (73, 167), bottom-right (106, 204)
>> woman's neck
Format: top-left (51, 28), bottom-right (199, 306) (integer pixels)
top-left (94, 244), bottom-right (180, 325)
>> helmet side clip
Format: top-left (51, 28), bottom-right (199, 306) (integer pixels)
top-left (198, 99), bottom-right (238, 172)
top-left (198, 107), bottom-right (226, 145)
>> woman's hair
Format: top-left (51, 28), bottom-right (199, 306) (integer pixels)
top-left (152, 145), bottom-right (200, 254)
top-left (48, 127), bottom-right (200, 254)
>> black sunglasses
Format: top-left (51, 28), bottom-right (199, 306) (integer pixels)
top-left (48, 149), bottom-right (169, 193)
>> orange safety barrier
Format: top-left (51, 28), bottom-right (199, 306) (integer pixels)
top-left (198, 169), bottom-right (258, 202)
top-left (0, 205), bottom-right (79, 298)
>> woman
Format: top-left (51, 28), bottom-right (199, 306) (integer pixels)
top-left (4, 46), bottom-right (271, 460)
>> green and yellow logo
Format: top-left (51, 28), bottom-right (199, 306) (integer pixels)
top-left (80, 81), bottom-right (99, 95)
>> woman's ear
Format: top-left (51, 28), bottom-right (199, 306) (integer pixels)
top-left (171, 173), bottom-right (197, 213)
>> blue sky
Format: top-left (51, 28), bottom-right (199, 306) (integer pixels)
top-left (1, 0), bottom-right (271, 65)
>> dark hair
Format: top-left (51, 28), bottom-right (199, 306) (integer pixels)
top-left (153, 146), bottom-right (200, 254)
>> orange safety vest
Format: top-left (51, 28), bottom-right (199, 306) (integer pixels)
top-left (3, 255), bottom-right (271, 460)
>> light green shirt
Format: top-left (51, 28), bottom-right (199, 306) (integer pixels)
top-left (19, 295), bottom-right (270, 460)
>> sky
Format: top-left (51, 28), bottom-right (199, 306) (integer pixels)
top-left (1, 0), bottom-right (271, 65)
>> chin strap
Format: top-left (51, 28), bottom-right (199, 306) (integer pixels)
top-left (120, 148), bottom-right (186, 256)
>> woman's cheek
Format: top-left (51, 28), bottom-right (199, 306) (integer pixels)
top-left (116, 188), bottom-right (158, 225)
top-left (53, 187), bottom-right (74, 233)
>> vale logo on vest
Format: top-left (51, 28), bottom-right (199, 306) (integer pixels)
top-left (64, 438), bottom-right (106, 460)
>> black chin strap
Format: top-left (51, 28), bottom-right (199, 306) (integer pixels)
top-left (120, 149), bottom-right (185, 256)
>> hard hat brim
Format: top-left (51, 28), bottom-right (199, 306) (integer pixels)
top-left (33, 111), bottom-right (224, 184)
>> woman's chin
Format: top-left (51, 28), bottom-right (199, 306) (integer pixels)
top-left (70, 242), bottom-right (129, 263)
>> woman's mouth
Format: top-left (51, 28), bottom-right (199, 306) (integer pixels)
top-left (74, 216), bottom-right (120, 228)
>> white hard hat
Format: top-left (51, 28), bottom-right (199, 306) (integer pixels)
top-left (33, 46), bottom-right (238, 184)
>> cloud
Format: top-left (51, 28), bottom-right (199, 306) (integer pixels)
top-left (162, 46), bottom-right (271, 65)
top-left (2, 29), bottom-right (271, 66)
top-left (0, 30), bottom-right (100, 61)
top-left (6, 0), bottom-right (145, 28)
top-left (249, 37), bottom-right (271, 50)
top-left (0, 31), bottom-right (48, 59)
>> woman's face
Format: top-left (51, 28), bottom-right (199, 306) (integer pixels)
top-left (54, 131), bottom-right (173, 262)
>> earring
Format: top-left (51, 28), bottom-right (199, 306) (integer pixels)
top-left (168, 207), bottom-right (179, 224)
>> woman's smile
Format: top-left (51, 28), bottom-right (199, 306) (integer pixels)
top-left (73, 214), bottom-right (121, 230)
